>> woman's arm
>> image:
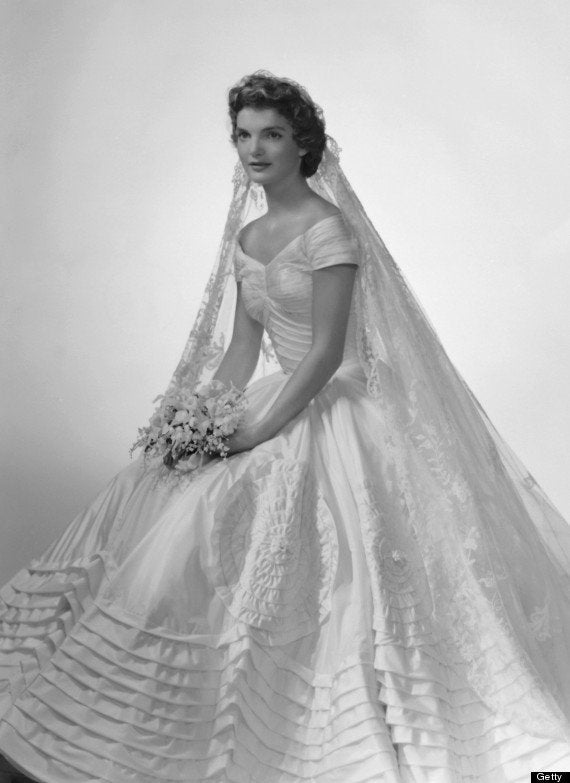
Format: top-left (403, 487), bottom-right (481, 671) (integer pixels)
top-left (212, 282), bottom-right (264, 390)
top-left (225, 263), bottom-right (357, 454)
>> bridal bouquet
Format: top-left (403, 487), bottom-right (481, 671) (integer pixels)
top-left (130, 380), bottom-right (249, 472)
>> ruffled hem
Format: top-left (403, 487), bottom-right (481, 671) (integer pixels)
top-left (0, 554), bottom-right (111, 718)
top-left (1, 554), bottom-right (569, 782)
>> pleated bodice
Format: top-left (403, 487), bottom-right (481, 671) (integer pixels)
top-left (234, 213), bottom-right (361, 374)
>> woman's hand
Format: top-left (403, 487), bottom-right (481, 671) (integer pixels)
top-left (223, 423), bottom-right (264, 456)
top-left (160, 423), bottom-right (262, 471)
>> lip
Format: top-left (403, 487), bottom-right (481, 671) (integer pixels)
top-left (249, 163), bottom-right (270, 169)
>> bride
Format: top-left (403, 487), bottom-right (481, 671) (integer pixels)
top-left (1, 71), bottom-right (570, 783)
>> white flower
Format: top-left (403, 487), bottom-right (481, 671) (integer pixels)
top-left (172, 409), bottom-right (189, 425)
top-left (198, 420), bottom-right (211, 436)
top-left (195, 380), bottom-right (221, 397)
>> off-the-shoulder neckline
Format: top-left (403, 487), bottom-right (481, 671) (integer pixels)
top-left (236, 213), bottom-right (343, 269)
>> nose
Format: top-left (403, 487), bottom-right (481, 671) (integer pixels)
top-left (250, 136), bottom-right (264, 157)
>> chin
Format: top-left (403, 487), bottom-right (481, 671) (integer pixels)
top-left (248, 173), bottom-right (275, 187)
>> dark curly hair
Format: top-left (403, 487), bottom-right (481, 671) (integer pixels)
top-left (228, 71), bottom-right (326, 178)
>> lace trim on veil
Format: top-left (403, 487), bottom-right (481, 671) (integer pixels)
top-left (146, 136), bottom-right (570, 742)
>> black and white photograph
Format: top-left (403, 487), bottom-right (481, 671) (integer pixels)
top-left (1, 2), bottom-right (570, 780)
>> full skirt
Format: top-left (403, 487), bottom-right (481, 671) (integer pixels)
top-left (1, 361), bottom-right (569, 782)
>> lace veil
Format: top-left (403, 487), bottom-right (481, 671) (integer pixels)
top-left (155, 138), bottom-right (570, 741)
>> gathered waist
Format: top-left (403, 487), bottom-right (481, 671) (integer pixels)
top-left (280, 353), bottom-right (364, 379)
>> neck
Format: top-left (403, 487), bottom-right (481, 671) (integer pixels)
top-left (262, 169), bottom-right (313, 215)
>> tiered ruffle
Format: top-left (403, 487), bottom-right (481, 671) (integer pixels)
top-left (0, 555), bottom-right (108, 717)
top-left (1, 554), bottom-right (569, 782)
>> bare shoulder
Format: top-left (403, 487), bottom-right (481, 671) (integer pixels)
top-left (304, 194), bottom-right (341, 224)
top-left (237, 216), bottom-right (263, 246)
top-left (237, 196), bottom-right (340, 250)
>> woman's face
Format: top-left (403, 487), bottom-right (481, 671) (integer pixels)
top-left (235, 107), bottom-right (306, 186)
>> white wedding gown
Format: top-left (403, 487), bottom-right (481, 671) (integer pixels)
top-left (0, 214), bottom-right (569, 782)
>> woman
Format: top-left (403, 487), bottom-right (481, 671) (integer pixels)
top-left (1, 71), bottom-right (570, 782)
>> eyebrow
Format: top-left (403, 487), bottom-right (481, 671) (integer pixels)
top-left (236, 125), bottom-right (287, 132)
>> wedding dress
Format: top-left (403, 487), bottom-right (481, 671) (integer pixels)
top-left (1, 145), bottom-right (570, 783)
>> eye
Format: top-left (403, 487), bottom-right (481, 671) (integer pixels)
top-left (267, 131), bottom-right (282, 139)
top-left (236, 130), bottom-right (249, 140)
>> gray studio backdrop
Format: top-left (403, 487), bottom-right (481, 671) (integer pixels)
top-left (2, 0), bottom-right (569, 580)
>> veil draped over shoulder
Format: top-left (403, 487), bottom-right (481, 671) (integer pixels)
top-left (151, 138), bottom-right (570, 742)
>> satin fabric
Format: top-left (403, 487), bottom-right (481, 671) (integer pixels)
top-left (1, 215), bottom-right (569, 782)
